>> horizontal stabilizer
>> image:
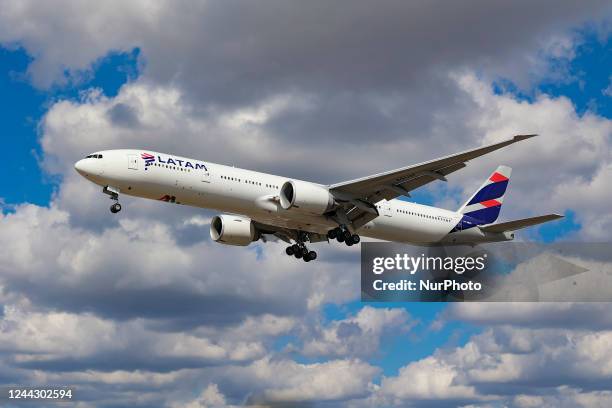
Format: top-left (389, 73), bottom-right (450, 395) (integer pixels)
top-left (480, 214), bottom-right (564, 233)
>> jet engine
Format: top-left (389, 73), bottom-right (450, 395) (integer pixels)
top-left (210, 214), bottom-right (259, 246)
top-left (279, 180), bottom-right (336, 215)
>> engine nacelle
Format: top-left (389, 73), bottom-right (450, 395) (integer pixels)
top-left (279, 180), bottom-right (335, 215)
top-left (210, 214), bottom-right (258, 246)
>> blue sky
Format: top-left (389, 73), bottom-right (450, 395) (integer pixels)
top-left (492, 30), bottom-right (611, 119)
top-left (1, 3), bottom-right (611, 406)
top-left (1, 47), bottom-right (139, 207)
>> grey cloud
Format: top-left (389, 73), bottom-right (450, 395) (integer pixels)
top-left (5, 0), bottom-right (611, 94)
top-left (299, 306), bottom-right (413, 358)
top-left (14, 354), bottom-right (218, 374)
top-left (0, 204), bottom-right (359, 327)
top-left (121, 1), bottom-right (611, 166)
top-left (25, 285), bottom-right (295, 326)
top-left (170, 222), bottom-right (211, 247)
top-left (1, 2), bottom-right (612, 407)
top-left (4, 1), bottom-right (611, 158)
top-left (439, 303), bottom-right (612, 331)
top-left (337, 321), bottom-right (362, 339)
top-left (125, 1), bottom-right (611, 107)
top-left (107, 103), bottom-right (140, 128)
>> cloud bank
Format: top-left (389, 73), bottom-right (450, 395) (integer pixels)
top-left (1, 0), bottom-right (611, 406)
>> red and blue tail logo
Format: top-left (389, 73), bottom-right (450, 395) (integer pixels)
top-left (452, 166), bottom-right (511, 231)
top-left (141, 153), bottom-right (155, 166)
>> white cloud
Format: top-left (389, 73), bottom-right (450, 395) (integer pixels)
top-left (238, 357), bottom-right (379, 404)
top-left (377, 326), bottom-right (612, 406)
top-left (440, 303), bottom-right (612, 330)
top-left (0, 305), bottom-right (116, 357)
top-left (301, 306), bottom-right (414, 357)
top-left (1, 2), bottom-right (612, 406)
top-left (0, 0), bottom-right (161, 87)
top-left (513, 387), bottom-right (612, 408)
top-left (380, 356), bottom-right (479, 401)
top-left (513, 394), bottom-right (545, 408)
top-left (0, 303), bottom-right (268, 367)
top-left (0, 203), bottom-right (359, 324)
top-left (430, 73), bottom-right (612, 240)
top-left (175, 384), bottom-right (234, 408)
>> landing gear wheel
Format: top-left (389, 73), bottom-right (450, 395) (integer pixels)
top-left (343, 229), bottom-right (352, 240)
top-left (110, 203), bottom-right (122, 213)
top-left (346, 240), bottom-right (353, 246)
top-left (308, 251), bottom-right (317, 260)
top-left (337, 234), bottom-right (345, 243)
top-left (286, 246), bottom-right (295, 256)
top-left (351, 234), bottom-right (360, 244)
top-left (301, 247), bottom-right (309, 257)
top-left (303, 254), bottom-right (311, 262)
top-left (294, 250), bottom-right (303, 259)
top-left (327, 229), bottom-right (338, 239)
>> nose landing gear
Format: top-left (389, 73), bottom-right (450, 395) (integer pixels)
top-left (103, 186), bottom-right (122, 214)
top-left (110, 203), bottom-right (122, 213)
top-left (328, 225), bottom-right (360, 246)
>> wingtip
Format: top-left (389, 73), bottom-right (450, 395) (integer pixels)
top-left (513, 134), bottom-right (538, 141)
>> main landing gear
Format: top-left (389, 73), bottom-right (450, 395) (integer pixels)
top-left (103, 186), bottom-right (122, 214)
top-left (285, 232), bottom-right (317, 262)
top-left (327, 225), bottom-right (360, 246)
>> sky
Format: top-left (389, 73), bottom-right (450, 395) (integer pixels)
top-left (0, 1), bottom-right (611, 407)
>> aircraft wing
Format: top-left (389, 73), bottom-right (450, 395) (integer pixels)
top-left (329, 134), bottom-right (537, 229)
top-left (252, 220), bottom-right (328, 244)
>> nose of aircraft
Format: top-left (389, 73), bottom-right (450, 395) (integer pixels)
top-left (74, 158), bottom-right (104, 177)
top-left (74, 159), bottom-right (86, 175)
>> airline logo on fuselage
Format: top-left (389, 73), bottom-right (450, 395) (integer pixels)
top-left (141, 152), bottom-right (208, 171)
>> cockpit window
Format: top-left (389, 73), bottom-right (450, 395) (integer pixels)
top-left (85, 154), bottom-right (103, 159)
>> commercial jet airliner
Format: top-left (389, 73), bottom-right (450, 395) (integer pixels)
top-left (74, 134), bottom-right (562, 262)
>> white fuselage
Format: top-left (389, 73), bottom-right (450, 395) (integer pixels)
top-left (74, 149), bottom-right (493, 244)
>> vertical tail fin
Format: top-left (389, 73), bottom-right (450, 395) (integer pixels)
top-left (457, 165), bottom-right (511, 225)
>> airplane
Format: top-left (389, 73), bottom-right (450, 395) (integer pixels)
top-left (74, 134), bottom-right (563, 262)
